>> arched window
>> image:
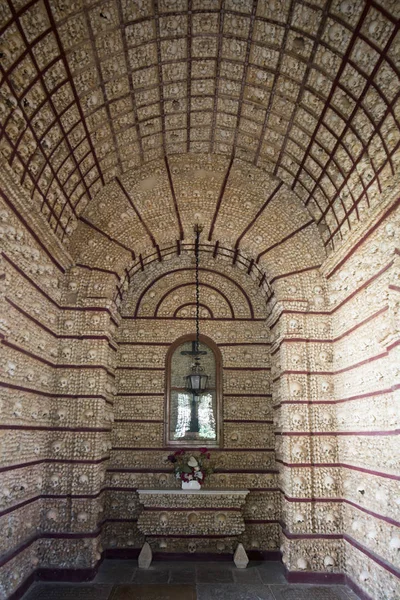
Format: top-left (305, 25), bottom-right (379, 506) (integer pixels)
top-left (165, 334), bottom-right (222, 447)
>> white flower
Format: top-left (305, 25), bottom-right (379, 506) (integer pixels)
top-left (188, 456), bottom-right (198, 467)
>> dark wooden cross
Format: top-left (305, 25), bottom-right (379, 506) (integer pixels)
top-left (180, 340), bottom-right (207, 357)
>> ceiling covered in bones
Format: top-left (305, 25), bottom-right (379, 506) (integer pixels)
top-left (0, 0), bottom-right (399, 254)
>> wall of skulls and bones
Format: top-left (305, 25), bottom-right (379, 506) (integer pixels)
top-left (0, 157), bottom-right (399, 600)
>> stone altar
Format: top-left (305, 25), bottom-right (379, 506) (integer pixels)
top-left (137, 489), bottom-right (250, 568)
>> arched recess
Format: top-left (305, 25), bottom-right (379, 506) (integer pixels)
top-left (164, 333), bottom-right (223, 448)
top-left (156, 283), bottom-right (234, 319)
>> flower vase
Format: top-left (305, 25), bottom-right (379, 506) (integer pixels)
top-left (182, 480), bottom-right (201, 490)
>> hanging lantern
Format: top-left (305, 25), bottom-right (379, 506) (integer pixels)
top-left (185, 359), bottom-right (209, 395)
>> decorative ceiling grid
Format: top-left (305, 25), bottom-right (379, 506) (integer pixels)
top-left (0, 0), bottom-right (399, 249)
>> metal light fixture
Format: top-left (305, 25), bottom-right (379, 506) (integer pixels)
top-left (182, 225), bottom-right (209, 431)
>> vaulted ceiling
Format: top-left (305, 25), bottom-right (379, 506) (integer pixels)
top-left (0, 0), bottom-right (399, 252)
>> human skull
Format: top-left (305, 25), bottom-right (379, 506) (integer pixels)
top-left (324, 555), bottom-right (335, 568)
top-left (87, 378), bottom-right (96, 389)
top-left (158, 474), bottom-right (168, 486)
top-left (78, 474), bottom-right (89, 486)
top-left (6, 361), bottom-right (17, 377)
top-left (84, 409), bottom-right (94, 420)
top-left (64, 320), bottom-right (73, 331)
top-left (77, 511), bottom-right (88, 523)
top-left (292, 443), bottom-right (304, 459)
top-left (82, 440), bottom-right (91, 453)
top-left (321, 380), bottom-right (331, 393)
top-left (159, 513), bottom-right (168, 527)
top-left (290, 381), bottom-right (302, 398)
top-left (320, 411), bottom-right (332, 425)
top-left (291, 353), bottom-right (301, 367)
top-left (59, 377), bottom-right (68, 389)
top-left (13, 402), bottom-right (22, 418)
top-left (46, 509), bottom-right (58, 521)
top-left (292, 412), bottom-right (303, 426)
top-left (51, 440), bottom-right (62, 454)
top-left (324, 475), bottom-right (335, 491)
top-left (56, 408), bottom-right (66, 421)
top-left (91, 315), bottom-right (101, 326)
top-left (61, 346), bottom-right (72, 359)
top-left (296, 557), bottom-right (308, 570)
top-left (188, 541), bottom-right (196, 553)
top-left (25, 369), bottom-right (34, 382)
top-left (294, 512), bottom-right (305, 524)
top-left (50, 474), bottom-right (60, 488)
top-left (87, 349), bottom-right (97, 360)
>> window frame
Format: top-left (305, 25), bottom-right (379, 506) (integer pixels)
top-left (164, 333), bottom-right (223, 448)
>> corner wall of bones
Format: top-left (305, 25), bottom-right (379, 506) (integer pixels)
top-left (0, 166), bottom-right (116, 598)
top-left (272, 189), bottom-right (400, 600)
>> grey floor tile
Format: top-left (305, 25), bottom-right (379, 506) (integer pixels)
top-left (22, 583), bottom-right (113, 600)
top-left (197, 583), bottom-right (275, 599)
top-left (196, 564), bottom-right (234, 583)
top-left (233, 566), bottom-right (263, 584)
top-left (132, 567), bottom-right (170, 584)
top-left (256, 562), bottom-right (287, 584)
top-left (269, 585), bottom-right (351, 600)
top-left (110, 584), bottom-right (196, 600)
top-left (94, 559), bottom-right (137, 583)
top-left (169, 566), bottom-right (197, 584)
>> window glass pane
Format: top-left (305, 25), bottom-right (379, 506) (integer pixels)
top-left (168, 340), bottom-right (218, 444)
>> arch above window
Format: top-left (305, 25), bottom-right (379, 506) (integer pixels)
top-left (165, 334), bottom-right (222, 447)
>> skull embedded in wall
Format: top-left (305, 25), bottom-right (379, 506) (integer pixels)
top-left (296, 557), bottom-right (308, 570)
top-left (292, 412), bottom-right (303, 427)
top-left (51, 440), bottom-right (62, 454)
top-left (56, 408), bottom-right (66, 421)
top-left (13, 402), bottom-right (22, 418)
top-left (25, 369), bottom-right (34, 382)
top-left (84, 409), bottom-right (94, 420)
top-left (46, 509), bottom-right (58, 522)
top-left (87, 349), bottom-right (97, 360)
top-left (188, 541), bottom-right (196, 553)
top-left (64, 320), bottom-right (73, 331)
top-left (6, 361), bottom-right (17, 377)
top-left (159, 513), bottom-right (168, 527)
top-left (323, 475), bottom-right (335, 491)
top-left (294, 512), bottom-right (305, 524)
top-left (59, 377), bottom-right (68, 389)
top-left (50, 474), bottom-right (60, 488)
top-left (82, 440), bottom-right (91, 453)
top-left (324, 555), bottom-right (335, 568)
top-left (291, 353), bottom-right (301, 367)
top-left (158, 474), bottom-right (168, 486)
top-left (78, 474), bottom-right (89, 486)
top-left (292, 442), bottom-right (304, 460)
top-left (289, 381), bottom-right (302, 398)
top-left (77, 511), bottom-right (88, 523)
top-left (91, 315), bottom-right (101, 326)
top-left (87, 378), bottom-right (96, 389)
top-left (61, 346), bottom-right (72, 359)
top-left (320, 380), bottom-right (331, 393)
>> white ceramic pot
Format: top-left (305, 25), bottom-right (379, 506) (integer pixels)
top-left (182, 480), bottom-right (201, 490)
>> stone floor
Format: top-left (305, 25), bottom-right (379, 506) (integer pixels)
top-left (22, 560), bottom-right (361, 600)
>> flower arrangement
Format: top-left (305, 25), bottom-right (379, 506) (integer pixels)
top-left (167, 448), bottom-right (212, 488)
